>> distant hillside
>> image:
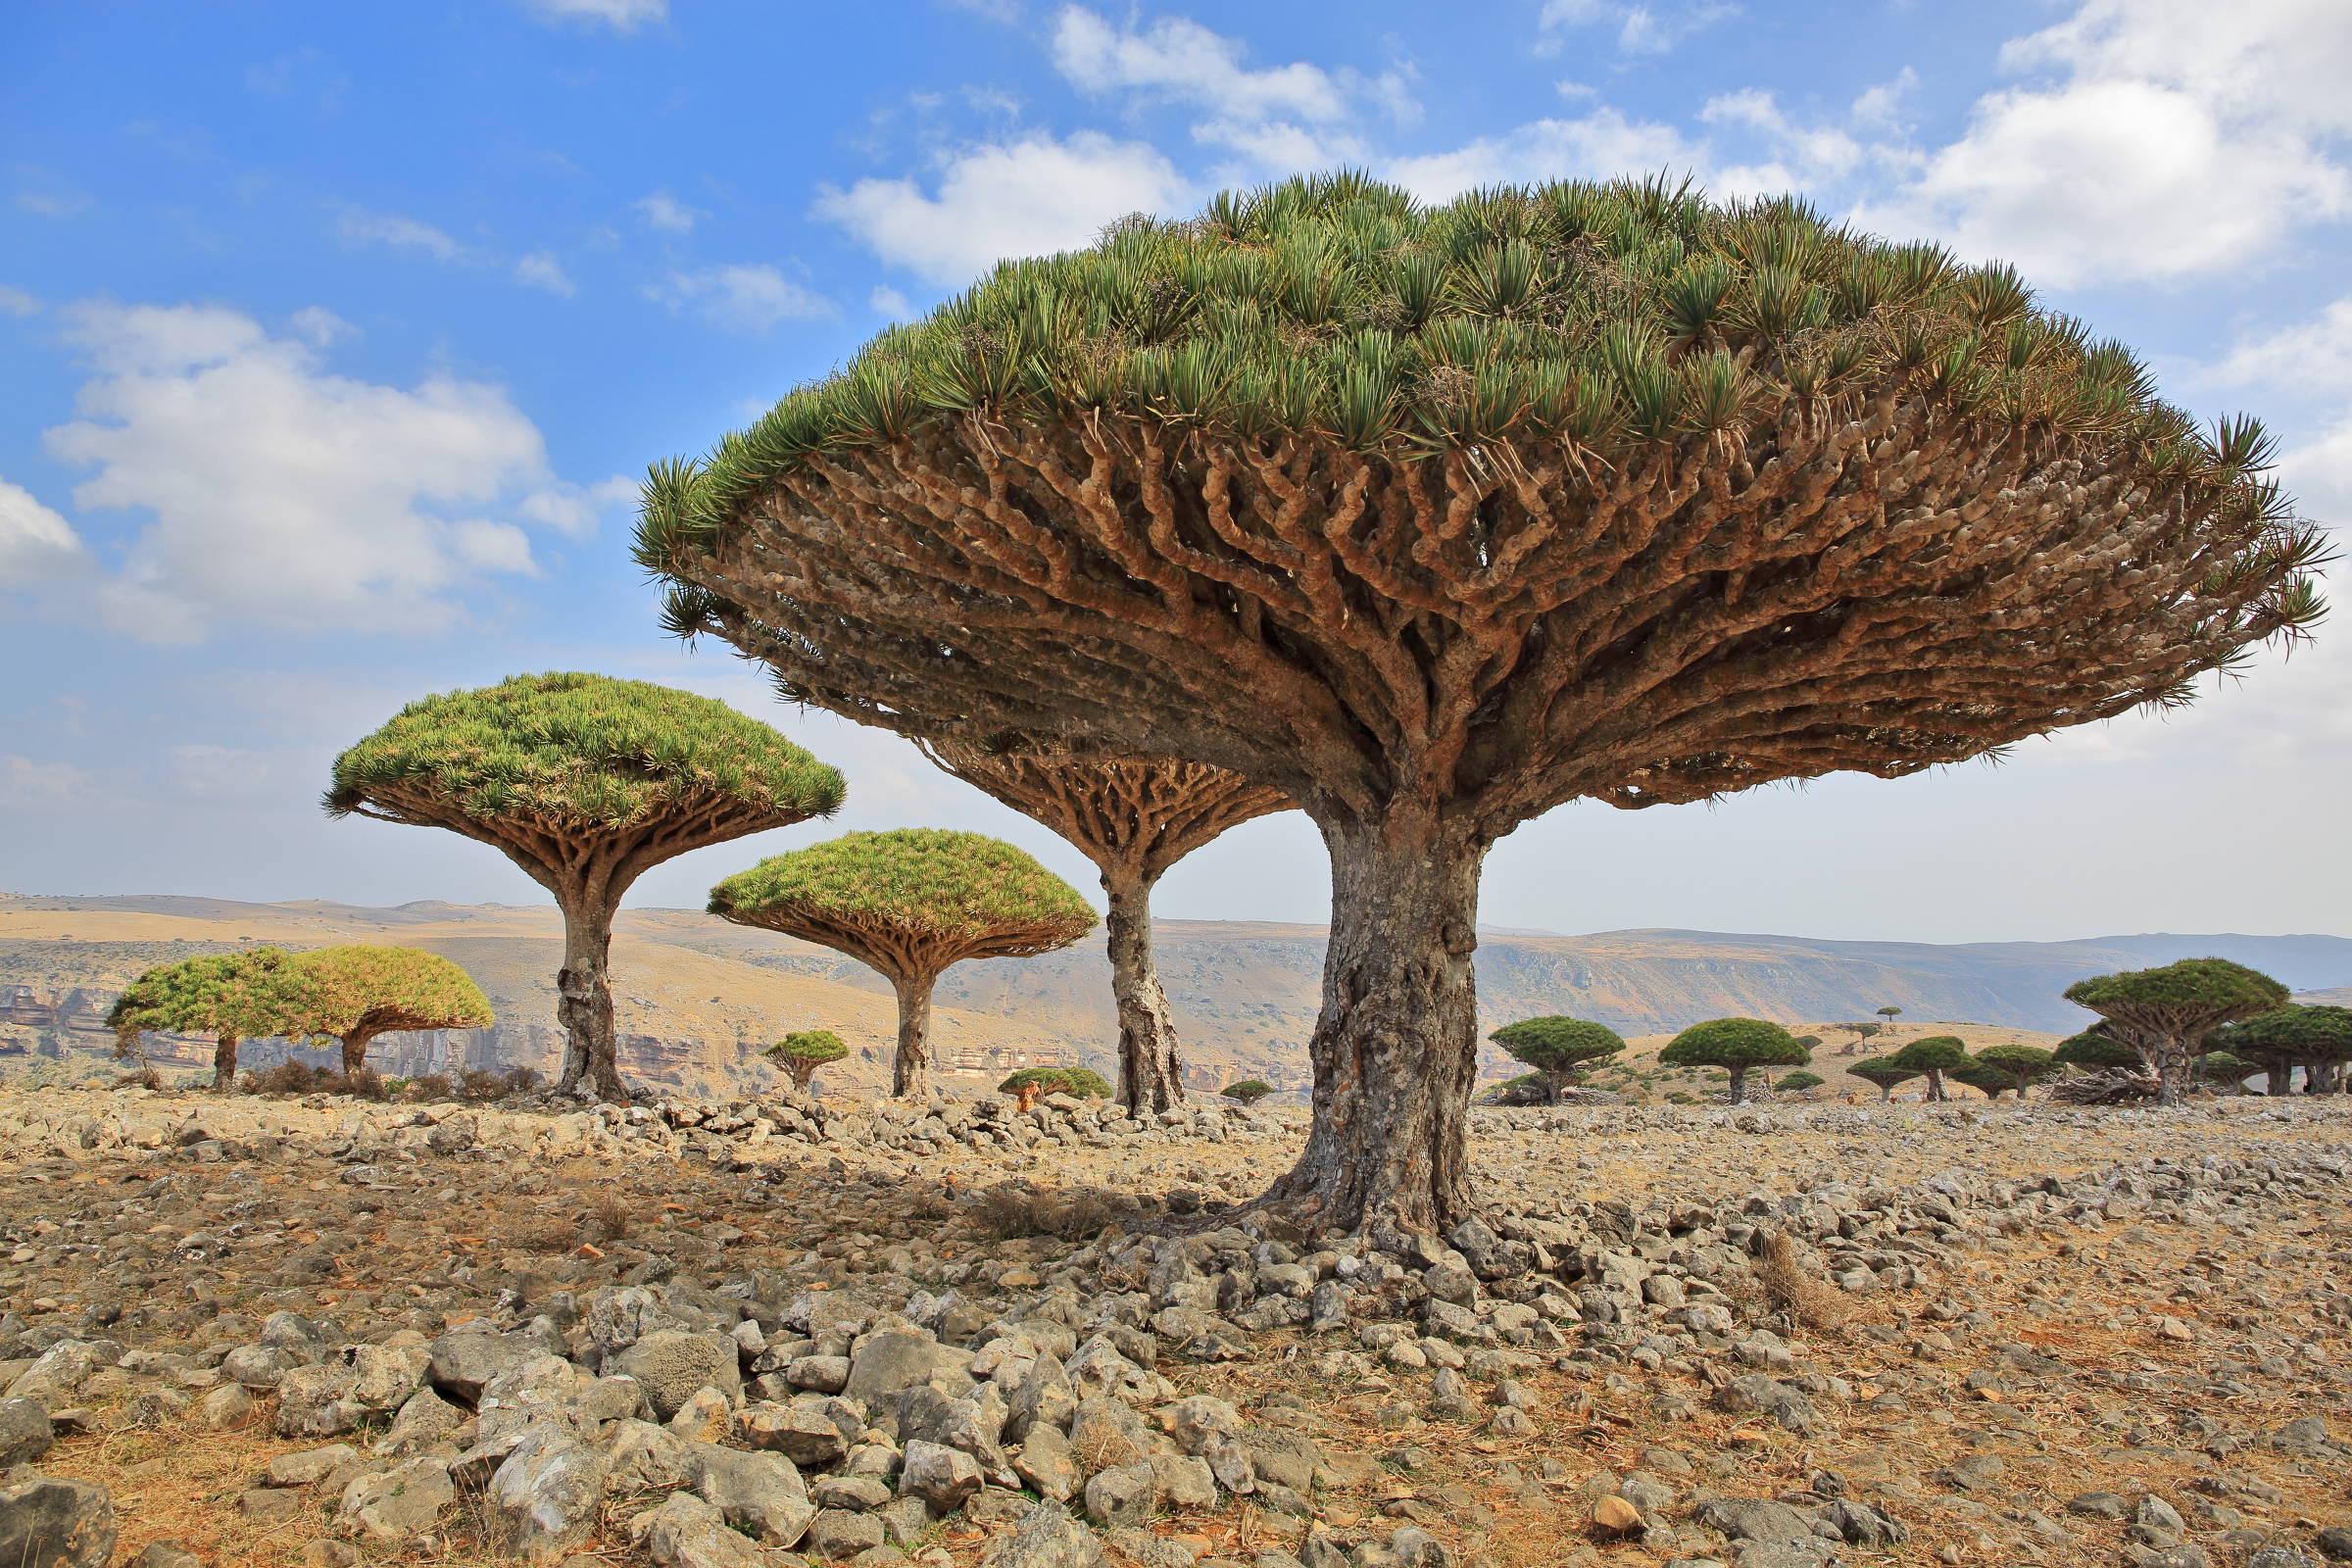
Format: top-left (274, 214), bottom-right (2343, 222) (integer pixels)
top-left (3, 893), bottom-right (2345, 1094)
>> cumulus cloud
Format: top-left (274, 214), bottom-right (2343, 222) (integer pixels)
top-left (1858, 0), bottom-right (2352, 286)
top-left (0, 756), bottom-right (93, 808)
top-left (1049, 6), bottom-right (1409, 169)
top-left (514, 251), bottom-right (576, 295)
top-left (1537, 0), bottom-right (1739, 57)
top-left (0, 478), bottom-right (87, 586)
top-left (516, 0), bottom-right (665, 30)
top-left (42, 302), bottom-right (572, 643)
top-left (815, 132), bottom-right (1193, 284)
top-left (643, 265), bottom-right (834, 332)
top-left (634, 190), bottom-right (702, 232)
top-left (1385, 108), bottom-right (1706, 202)
top-left (516, 476), bottom-right (637, 538)
top-left (336, 209), bottom-right (465, 262)
top-left (0, 285), bottom-right (38, 317)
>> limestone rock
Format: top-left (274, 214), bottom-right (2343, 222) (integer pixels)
top-left (0, 1475), bottom-right (117, 1568)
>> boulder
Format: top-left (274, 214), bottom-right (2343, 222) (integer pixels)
top-left (806, 1507), bottom-right (888, 1557)
top-left (975, 1500), bottom-right (1111, 1568)
top-left (0, 1475), bottom-right (117, 1568)
top-left (900, 1440), bottom-right (984, 1514)
top-left (842, 1331), bottom-right (972, 1404)
top-left (685, 1442), bottom-right (815, 1546)
top-left (426, 1325), bottom-right (546, 1405)
top-left (339, 1457), bottom-right (456, 1544)
top-left (484, 1423), bottom-right (612, 1564)
top-left (633, 1491), bottom-right (770, 1568)
top-left (616, 1332), bottom-right (742, 1420)
top-left (1082, 1461), bottom-right (1157, 1529)
top-left (0, 1397), bottom-right (55, 1466)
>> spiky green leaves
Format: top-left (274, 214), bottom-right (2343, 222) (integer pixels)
top-left (109, 949), bottom-right (317, 1053)
top-left (1488, 1015), bottom-right (1624, 1077)
top-left (1658, 1017), bottom-right (1812, 1072)
top-left (1887, 1036), bottom-right (1973, 1073)
top-left (325, 672), bottom-right (845, 833)
top-left (1844, 1056), bottom-right (1920, 1090)
top-left (297, 947), bottom-right (493, 1039)
top-left (2064, 958), bottom-right (2289, 1031)
top-left (2051, 1030), bottom-right (2142, 1069)
top-left (766, 1029), bottom-right (849, 1066)
top-left (999, 1066), bottom-right (1111, 1098)
top-left (2207, 1004), bottom-right (2352, 1062)
top-left (710, 829), bottom-right (1097, 978)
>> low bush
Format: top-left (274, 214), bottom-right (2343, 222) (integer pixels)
top-left (998, 1066), bottom-right (1111, 1099)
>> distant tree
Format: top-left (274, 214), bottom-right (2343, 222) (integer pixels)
top-left (1844, 1056), bottom-right (1918, 1102)
top-left (1000, 1066), bottom-right (1111, 1099)
top-left (2207, 1004), bottom-right (2352, 1097)
top-left (1488, 1016), bottom-right (1626, 1104)
top-left (1774, 1070), bottom-right (1826, 1095)
top-left (1948, 1063), bottom-right (2015, 1099)
top-left (109, 948), bottom-right (317, 1091)
top-left (1221, 1080), bottom-right (1277, 1105)
top-left (765, 1029), bottom-right (848, 1093)
top-left (2195, 1050), bottom-right (2255, 1092)
top-left (2052, 1028), bottom-right (2142, 1071)
top-left (1887, 1035), bottom-right (1971, 1102)
top-left (295, 947), bottom-right (494, 1077)
top-left (1658, 1018), bottom-right (1811, 1105)
top-left (1972, 1043), bottom-right (2060, 1100)
top-left (2064, 958), bottom-right (2290, 1106)
top-left (1836, 1021), bottom-right (1884, 1056)
top-left (326, 673), bottom-right (844, 1101)
top-left (712, 830), bottom-right (1097, 1099)
top-left (916, 742), bottom-right (1289, 1115)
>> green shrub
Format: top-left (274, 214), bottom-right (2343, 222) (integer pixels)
top-left (1773, 1071), bottom-right (1825, 1094)
top-left (1000, 1066), bottom-right (1111, 1098)
top-left (1220, 1080), bottom-right (1275, 1104)
top-left (766, 1029), bottom-right (850, 1091)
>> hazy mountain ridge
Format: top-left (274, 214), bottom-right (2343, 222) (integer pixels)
top-left (3, 894), bottom-right (2345, 1092)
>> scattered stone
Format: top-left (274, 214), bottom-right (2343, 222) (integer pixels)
top-left (0, 1476), bottom-right (117, 1568)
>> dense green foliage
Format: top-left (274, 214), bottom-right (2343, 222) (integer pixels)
top-left (1489, 1015), bottom-right (1623, 1102)
top-left (2208, 1004), bottom-right (2352, 1063)
top-left (1843, 1056), bottom-right (1920, 1099)
top-left (1659, 1016), bottom-right (1811, 1102)
top-left (1972, 1043), bottom-right (2060, 1096)
top-left (710, 829), bottom-right (1097, 943)
top-left (325, 671), bottom-right (845, 828)
top-left (999, 1066), bottom-right (1111, 1098)
top-left (2196, 1050), bottom-right (2255, 1086)
top-left (1773, 1070), bottom-right (1826, 1094)
top-left (1220, 1080), bottom-right (1276, 1104)
top-left (2064, 958), bottom-right (2289, 1023)
top-left (108, 948), bottom-right (318, 1087)
top-left (1949, 1064), bottom-right (2017, 1099)
top-left (1888, 1034), bottom-right (1971, 1102)
top-left (2052, 1029), bottom-right (2142, 1069)
top-left (296, 946), bottom-right (493, 1063)
top-left (765, 1029), bottom-right (849, 1091)
top-left (640, 172), bottom-right (2321, 573)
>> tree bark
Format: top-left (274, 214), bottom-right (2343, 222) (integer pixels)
top-left (2148, 1034), bottom-right (2192, 1107)
top-left (339, 1028), bottom-right (379, 1078)
top-left (1104, 868), bottom-right (1186, 1115)
top-left (212, 1034), bottom-right (239, 1091)
top-left (556, 897), bottom-right (625, 1102)
top-left (1261, 810), bottom-right (1487, 1244)
top-left (1922, 1069), bottom-right (1946, 1102)
top-left (2268, 1061), bottom-right (2293, 1096)
top-left (891, 972), bottom-right (937, 1100)
top-left (1727, 1066), bottom-right (1750, 1104)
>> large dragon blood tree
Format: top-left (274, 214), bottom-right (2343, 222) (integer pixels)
top-left (326, 672), bottom-right (844, 1101)
top-left (639, 172), bottom-right (2324, 1239)
top-left (916, 742), bottom-right (1288, 1112)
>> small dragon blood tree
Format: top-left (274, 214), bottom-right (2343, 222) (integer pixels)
top-left (917, 741), bottom-right (1288, 1112)
top-left (640, 172), bottom-right (2323, 1239)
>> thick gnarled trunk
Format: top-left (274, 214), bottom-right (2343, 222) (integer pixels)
top-left (892, 972), bottom-right (937, 1100)
top-left (339, 1029), bottom-right (378, 1079)
top-left (1263, 811), bottom-right (1487, 1243)
top-left (556, 899), bottom-right (625, 1102)
top-left (1105, 869), bottom-right (1186, 1114)
top-left (212, 1034), bottom-right (239, 1091)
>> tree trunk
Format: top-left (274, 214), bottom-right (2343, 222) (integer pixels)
top-left (1104, 868), bottom-right (1185, 1114)
top-left (891, 972), bottom-right (937, 1100)
top-left (1544, 1070), bottom-right (1565, 1105)
top-left (788, 1058), bottom-right (817, 1092)
top-left (2269, 1061), bottom-right (2293, 1096)
top-left (339, 1028), bottom-right (378, 1078)
top-left (1727, 1066), bottom-right (1750, 1104)
top-left (2148, 1033), bottom-right (2192, 1107)
top-left (555, 897), bottom-right (625, 1102)
top-left (1262, 811), bottom-right (1487, 1244)
top-left (1923, 1069), bottom-right (1945, 1102)
top-left (1877, 1084), bottom-right (1893, 1102)
top-left (212, 1034), bottom-right (239, 1091)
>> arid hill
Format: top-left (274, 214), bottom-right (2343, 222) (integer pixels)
top-left (3, 892), bottom-right (2345, 1093)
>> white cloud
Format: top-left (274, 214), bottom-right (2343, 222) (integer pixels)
top-left (1860, 0), bottom-right (2352, 286)
top-left (1048, 7), bottom-right (1408, 169)
top-left (869, 285), bottom-right (912, 320)
top-left (643, 265), bottom-right (834, 332)
top-left (514, 251), bottom-right (577, 295)
top-left (516, 475), bottom-right (636, 538)
top-left (816, 132), bottom-right (1192, 284)
top-left (1386, 108), bottom-right (1706, 202)
top-left (2214, 297), bottom-right (2352, 400)
top-left (336, 209), bottom-right (465, 263)
top-left (43, 302), bottom-right (569, 643)
top-left (167, 744), bottom-right (267, 798)
top-left (450, 518), bottom-right (538, 574)
top-left (0, 756), bottom-right (93, 808)
top-left (634, 190), bottom-right (702, 232)
top-left (0, 285), bottom-right (38, 317)
top-left (516, 0), bottom-right (665, 30)
top-left (1538, 0), bottom-right (1739, 56)
top-left (0, 478), bottom-right (87, 585)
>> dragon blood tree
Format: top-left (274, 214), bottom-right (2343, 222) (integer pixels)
top-left (109, 948), bottom-right (316, 1090)
top-left (296, 946), bottom-right (494, 1076)
top-left (1489, 1015), bottom-right (1625, 1103)
top-left (2065, 958), bottom-right (2289, 1106)
top-left (326, 673), bottom-right (844, 1101)
top-left (2206, 1004), bottom-right (2352, 1096)
top-left (1844, 1055), bottom-right (1919, 1102)
top-left (709, 829), bottom-right (1096, 1099)
top-left (638, 172), bottom-right (2324, 1238)
top-left (916, 742), bottom-right (1287, 1112)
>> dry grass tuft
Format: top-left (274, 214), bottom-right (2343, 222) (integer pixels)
top-left (963, 1180), bottom-right (1116, 1241)
top-left (1752, 1229), bottom-right (1852, 1333)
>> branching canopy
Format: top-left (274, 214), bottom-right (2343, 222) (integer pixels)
top-left (1488, 1015), bottom-right (1625, 1075)
top-left (1659, 1016), bottom-right (1810, 1071)
top-left (1887, 1035), bottom-right (1971, 1072)
top-left (109, 949), bottom-right (315, 1056)
top-left (641, 172), bottom-right (2325, 834)
top-left (324, 672), bottom-right (845, 888)
top-left (2051, 1029), bottom-right (2141, 1069)
top-left (709, 828), bottom-right (1098, 982)
top-left (297, 946), bottom-right (493, 1041)
top-left (2207, 1004), bottom-right (2352, 1063)
top-left (1844, 1055), bottom-right (1919, 1090)
top-left (2064, 959), bottom-right (2290, 1046)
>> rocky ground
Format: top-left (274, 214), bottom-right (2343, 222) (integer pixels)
top-left (0, 1084), bottom-right (2348, 1568)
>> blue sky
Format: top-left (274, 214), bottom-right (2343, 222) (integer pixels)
top-left (3, 0), bottom-right (2347, 944)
